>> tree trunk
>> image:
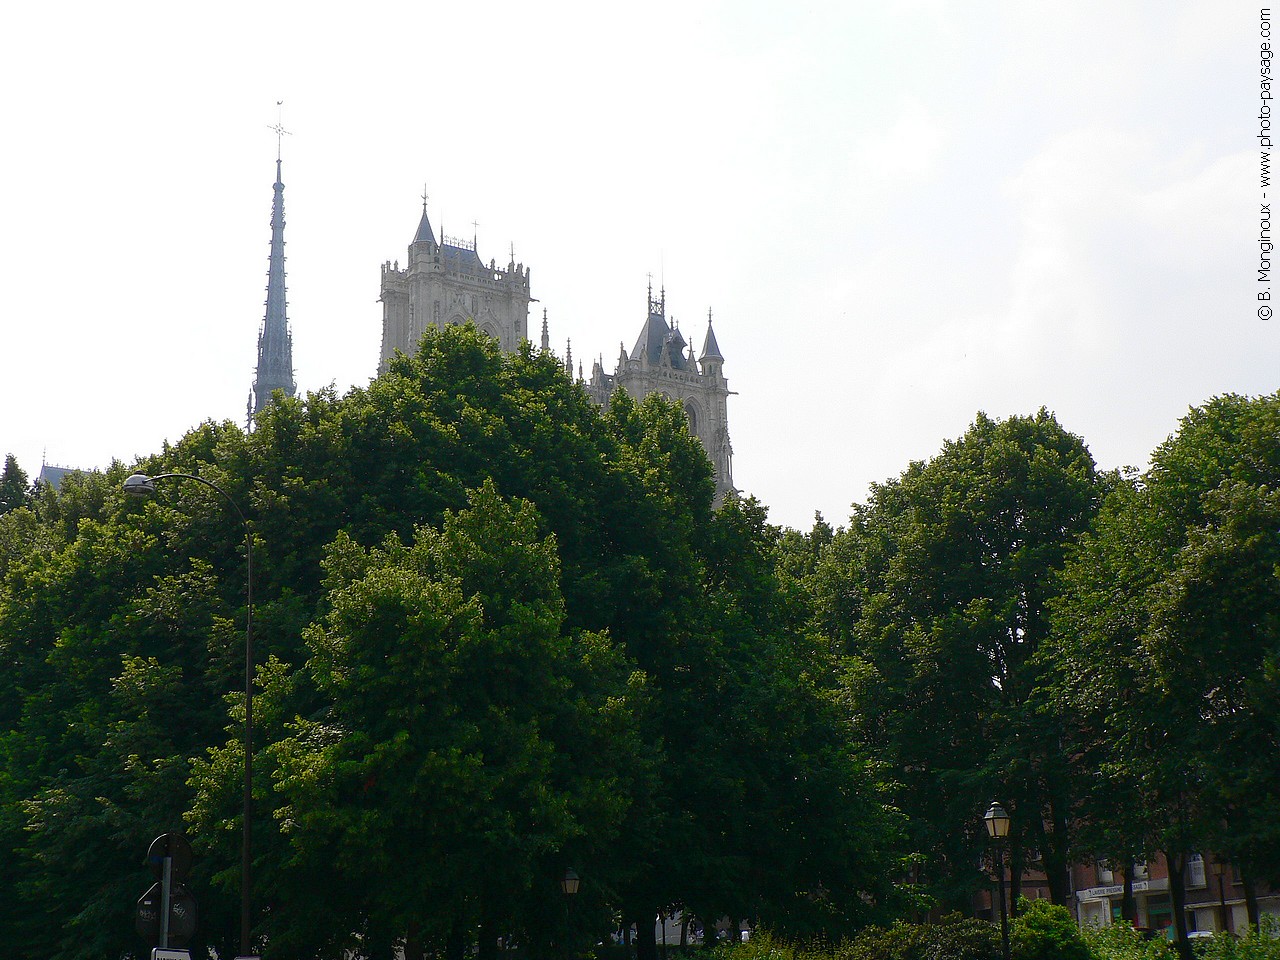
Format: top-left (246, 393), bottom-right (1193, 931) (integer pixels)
top-left (1165, 850), bottom-right (1193, 960)
top-left (633, 908), bottom-right (658, 960)
top-left (1008, 842), bottom-right (1023, 918)
top-left (478, 908), bottom-right (498, 960)
top-left (447, 918), bottom-right (468, 960)
top-left (1042, 800), bottom-right (1073, 906)
top-left (1121, 868), bottom-right (1137, 926)
top-left (1243, 872), bottom-right (1261, 929)
top-left (404, 920), bottom-right (426, 960)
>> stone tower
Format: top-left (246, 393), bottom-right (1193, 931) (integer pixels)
top-left (586, 288), bottom-right (735, 500)
top-left (378, 201), bottom-right (532, 371)
top-left (248, 155), bottom-right (297, 426)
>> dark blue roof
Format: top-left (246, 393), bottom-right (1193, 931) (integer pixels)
top-left (442, 243), bottom-right (485, 274)
top-left (413, 207), bottom-right (436, 245)
top-left (629, 310), bottom-right (691, 370)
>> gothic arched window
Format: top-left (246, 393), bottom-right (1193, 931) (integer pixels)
top-left (684, 400), bottom-right (700, 435)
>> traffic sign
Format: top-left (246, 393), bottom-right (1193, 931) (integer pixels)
top-left (146, 833), bottom-right (193, 881)
top-left (152, 949), bottom-right (192, 960)
top-left (135, 881), bottom-right (198, 944)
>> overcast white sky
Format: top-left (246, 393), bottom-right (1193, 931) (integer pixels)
top-left (0, 1), bottom-right (1268, 530)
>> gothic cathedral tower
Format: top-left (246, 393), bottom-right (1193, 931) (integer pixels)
top-left (248, 154), bottom-right (296, 425)
top-left (586, 288), bottom-right (735, 501)
top-left (378, 201), bottom-right (532, 371)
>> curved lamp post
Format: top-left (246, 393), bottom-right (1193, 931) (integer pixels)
top-left (125, 472), bottom-right (255, 957)
top-left (984, 802), bottom-right (1011, 960)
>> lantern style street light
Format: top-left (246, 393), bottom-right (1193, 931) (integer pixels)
top-left (560, 868), bottom-right (581, 896)
top-left (125, 472), bottom-right (256, 958)
top-left (984, 802), bottom-right (1011, 960)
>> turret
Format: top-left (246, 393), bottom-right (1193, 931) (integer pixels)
top-left (700, 308), bottom-right (724, 378)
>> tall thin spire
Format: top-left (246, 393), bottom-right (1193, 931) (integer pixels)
top-left (249, 126), bottom-right (296, 427)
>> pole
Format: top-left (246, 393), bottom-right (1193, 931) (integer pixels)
top-left (129, 473), bottom-right (254, 956)
top-left (995, 844), bottom-right (1010, 960)
top-left (240, 517), bottom-right (253, 957)
top-left (1218, 871), bottom-right (1229, 934)
top-left (160, 854), bottom-right (173, 948)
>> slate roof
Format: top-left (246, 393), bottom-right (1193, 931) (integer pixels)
top-left (630, 309), bottom-right (691, 371)
top-left (413, 206), bottom-right (436, 245)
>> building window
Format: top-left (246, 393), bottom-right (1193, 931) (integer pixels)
top-left (1186, 853), bottom-right (1206, 889)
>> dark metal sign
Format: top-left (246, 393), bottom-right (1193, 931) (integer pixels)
top-left (146, 833), bottom-right (193, 881)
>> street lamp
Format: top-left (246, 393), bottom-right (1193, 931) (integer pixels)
top-left (560, 868), bottom-right (581, 896)
top-left (124, 472), bottom-right (256, 958)
top-left (984, 802), bottom-right (1011, 960)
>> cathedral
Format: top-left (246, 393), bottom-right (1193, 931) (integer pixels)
top-left (377, 201), bottom-right (735, 500)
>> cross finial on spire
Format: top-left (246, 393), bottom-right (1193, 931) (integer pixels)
top-left (268, 101), bottom-right (292, 162)
top-left (421, 184), bottom-right (429, 210)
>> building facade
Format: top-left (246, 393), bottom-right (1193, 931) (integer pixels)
top-left (378, 203), bottom-right (532, 369)
top-left (584, 288), bottom-right (734, 501)
top-left (975, 852), bottom-right (1280, 939)
top-left (377, 205), bottom-right (735, 499)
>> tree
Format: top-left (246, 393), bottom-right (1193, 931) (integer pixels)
top-left (1043, 393), bottom-right (1280, 955)
top-left (0, 454), bottom-right (29, 515)
top-left (0, 325), bottom-right (905, 957)
top-left (193, 481), bottom-right (648, 959)
top-left (813, 410), bottom-right (1101, 912)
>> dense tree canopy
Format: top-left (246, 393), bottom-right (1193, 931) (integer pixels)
top-left (2, 324), bottom-right (1277, 960)
top-left (810, 410), bottom-right (1102, 911)
top-left (1042, 393), bottom-right (1280, 954)
top-left (0, 327), bottom-right (902, 959)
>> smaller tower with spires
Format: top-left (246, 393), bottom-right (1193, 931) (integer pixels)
top-left (585, 285), bottom-right (735, 500)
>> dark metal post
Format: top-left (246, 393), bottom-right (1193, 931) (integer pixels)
top-left (1216, 862), bottom-right (1230, 934)
top-left (240, 519), bottom-right (253, 957)
top-left (994, 844), bottom-right (1010, 960)
top-left (124, 472), bottom-right (254, 957)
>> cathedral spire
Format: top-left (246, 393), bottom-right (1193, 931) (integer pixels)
top-left (701, 307), bottom-right (723, 362)
top-left (413, 186), bottom-right (436, 246)
top-left (249, 146), bottom-right (296, 427)
top-left (541, 308), bottom-right (550, 352)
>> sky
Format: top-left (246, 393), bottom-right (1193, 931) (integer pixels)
top-left (0, 1), bottom-right (1269, 531)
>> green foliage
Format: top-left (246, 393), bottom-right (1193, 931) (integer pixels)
top-left (813, 409), bottom-right (1101, 908)
top-left (842, 913), bottom-right (1001, 960)
top-left (1043, 393), bottom-right (1280, 906)
top-left (1080, 924), bottom-right (1177, 960)
top-left (1009, 899), bottom-right (1089, 960)
top-left (0, 453), bottom-right (29, 515)
top-left (1191, 918), bottom-right (1280, 960)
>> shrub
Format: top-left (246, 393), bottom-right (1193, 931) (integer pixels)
top-left (1192, 916), bottom-right (1280, 960)
top-left (1081, 922), bottom-right (1177, 960)
top-left (843, 913), bottom-right (1000, 960)
top-left (1009, 899), bottom-right (1090, 960)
